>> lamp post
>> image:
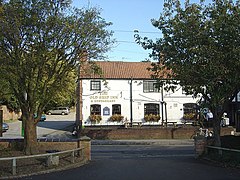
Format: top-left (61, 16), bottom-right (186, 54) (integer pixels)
top-left (76, 51), bottom-right (87, 139)
top-left (75, 76), bottom-right (81, 139)
top-left (75, 59), bottom-right (82, 139)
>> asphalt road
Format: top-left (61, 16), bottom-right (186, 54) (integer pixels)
top-left (2, 113), bottom-right (75, 138)
top-left (2, 114), bottom-right (240, 180)
top-left (17, 144), bottom-right (240, 180)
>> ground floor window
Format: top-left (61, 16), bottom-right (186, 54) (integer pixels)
top-left (144, 103), bottom-right (160, 122)
top-left (90, 104), bottom-right (101, 115)
top-left (183, 103), bottom-right (197, 120)
top-left (112, 104), bottom-right (121, 115)
top-left (144, 103), bottom-right (159, 115)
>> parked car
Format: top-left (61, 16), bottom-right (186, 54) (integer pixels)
top-left (36, 114), bottom-right (46, 121)
top-left (47, 107), bottom-right (70, 115)
top-left (18, 113), bottom-right (46, 121)
top-left (2, 122), bottom-right (9, 132)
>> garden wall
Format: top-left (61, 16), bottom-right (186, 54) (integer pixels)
top-left (81, 126), bottom-right (234, 140)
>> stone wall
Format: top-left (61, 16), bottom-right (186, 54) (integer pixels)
top-left (0, 137), bottom-right (91, 162)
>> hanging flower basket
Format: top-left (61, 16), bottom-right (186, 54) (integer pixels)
top-left (89, 114), bottom-right (102, 123)
top-left (109, 114), bottom-right (124, 122)
top-left (144, 114), bottom-right (160, 122)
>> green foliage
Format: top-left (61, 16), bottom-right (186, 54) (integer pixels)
top-left (135, 0), bottom-right (240, 146)
top-left (0, 78), bottom-right (20, 111)
top-left (0, 0), bottom-right (113, 114)
top-left (0, 0), bottom-right (113, 154)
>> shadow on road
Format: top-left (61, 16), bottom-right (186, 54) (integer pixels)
top-left (37, 121), bottom-right (75, 131)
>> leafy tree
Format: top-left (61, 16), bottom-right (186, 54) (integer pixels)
top-left (0, 77), bottom-right (20, 111)
top-left (135, 0), bottom-right (240, 146)
top-left (44, 70), bottom-right (76, 111)
top-left (0, 0), bottom-right (113, 154)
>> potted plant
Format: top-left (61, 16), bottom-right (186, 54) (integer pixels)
top-left (144, 114), bottom-right (160, 122)
top-left (89, 114), bottom-right (102, 123)
top-left (109, 114), bottom-right (124, 122)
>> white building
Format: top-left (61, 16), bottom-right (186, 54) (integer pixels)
top-left (80, 61), bottom-right (199, 126)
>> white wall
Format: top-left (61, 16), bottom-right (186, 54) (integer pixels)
top-left (81, 79), bottom-right (198, 126)
top-left (164, 89), bottom-right (197, 123)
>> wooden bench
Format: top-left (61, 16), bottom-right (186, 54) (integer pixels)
top-left (164, 121), bottom-right (177, 127)
top-left (124, 122), bottom-right (143, 128)
top-left (132, 122), bottom-right (143, 127)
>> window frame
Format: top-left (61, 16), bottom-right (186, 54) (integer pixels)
top-left (90, 80), bottom-right (101, 91)
top-left (112, 104), bottom-right (121, 115)
top-left (183, 103), bottom-right (197, 115)
top-left (144, 103), bottom-right (160, 115)
top-left (143, 80), bottom-right (159, 93)
top-left (90, 104), bottom-right (101, 115)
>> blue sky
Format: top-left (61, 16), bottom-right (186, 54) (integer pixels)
top-left (72, 0), bottom-right (164, 62)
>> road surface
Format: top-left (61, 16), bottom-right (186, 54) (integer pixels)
top-left (17, 143), bottom-right (240, 180)
top-left (2, 113), bottom-right (75, 138)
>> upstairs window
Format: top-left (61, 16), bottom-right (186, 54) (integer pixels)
top-left (112, 104), bottom-right (121, 115)
top-left (143, 81), bottom-right (159, 93)
top-left (90, 104), bottom-right (101, 115)
top-left (90, 80), bottom-right (101, 91)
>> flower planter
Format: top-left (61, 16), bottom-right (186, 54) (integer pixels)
top-left (109, 114), bottom-right (124, 122)
top-left (89, 114), bottom-right (102, 124)
top-left (144, 114), bottom-right (160, 122)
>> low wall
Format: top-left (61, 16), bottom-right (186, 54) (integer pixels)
top-left (0, 137), bottom-right (91, 162)
top-left (0, 137), bottom-right (91, 178)
top-left (81, 126), bottom-right (234, 140)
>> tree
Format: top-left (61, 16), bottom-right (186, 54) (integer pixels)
top-left (44, 70), bottom-right (77, 111)
top-left (0, 0), bottom-right (113, 154)
top-left (0, 77), bottom-right (20, 112)
top-left (135, 0), bottom-right (240, 146)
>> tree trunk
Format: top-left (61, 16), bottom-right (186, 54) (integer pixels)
top-left (23, 116), bottom-right (39, 155)
top-left (212, 112), bottom-right (221, 147)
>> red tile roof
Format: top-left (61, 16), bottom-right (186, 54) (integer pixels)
top-left (80, 61), bottom-right (154, 79)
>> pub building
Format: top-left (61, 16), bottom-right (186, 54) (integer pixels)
top-left (78, 61), bottom-right (199, 127)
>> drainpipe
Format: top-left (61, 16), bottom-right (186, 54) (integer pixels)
top-left (165, 102), bottom-right (168, 126)
top-left (130, 77), bottom-right (133, 127)
top-left (161, 87), bottom-right (164, 126)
